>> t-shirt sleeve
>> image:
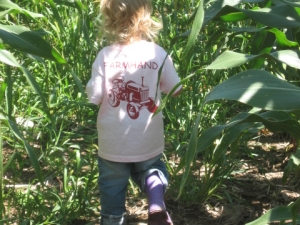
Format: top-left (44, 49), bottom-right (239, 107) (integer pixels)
top-left (160, 54), bottom-right (181, 95)
top-left (86, 53), bottom-right (105, 105)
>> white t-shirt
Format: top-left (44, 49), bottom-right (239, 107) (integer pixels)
top-left (86, 40), bottom-right (181, 162)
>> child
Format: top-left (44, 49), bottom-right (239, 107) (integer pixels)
top-left (86, 0), bottom-right (182, 224)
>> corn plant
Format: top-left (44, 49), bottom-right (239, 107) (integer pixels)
top-left (173, 0), bottom-right (300, 223)
top-left (0, 0), bottom-right (99, 223)
top-left (2, 0), bottom-right (300, 224)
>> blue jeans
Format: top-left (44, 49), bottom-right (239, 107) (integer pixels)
top-left (98, 154), bottom-right (169, 219)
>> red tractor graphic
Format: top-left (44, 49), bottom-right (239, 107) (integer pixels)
top-left (107, 76), bottom-right (158, 119)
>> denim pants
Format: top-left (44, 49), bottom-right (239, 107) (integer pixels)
top-left (98, 153), bottom-right (169, 224)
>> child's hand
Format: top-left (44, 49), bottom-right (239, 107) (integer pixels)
top-left (172, 87), bottom-right (182, 97)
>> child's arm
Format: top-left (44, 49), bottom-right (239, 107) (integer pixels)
top-left (86, 63), bottom-right (104, 105)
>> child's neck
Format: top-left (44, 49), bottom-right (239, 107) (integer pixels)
top-left (122, 37), bottom-right (143, 45)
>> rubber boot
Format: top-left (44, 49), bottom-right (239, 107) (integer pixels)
top-left (100, 213), bottom-right (127, 225)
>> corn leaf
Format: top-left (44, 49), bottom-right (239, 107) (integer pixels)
top-left (21, 67), bottom-right (52, 122)
top-left (241, 5), bottom-right (300, 28)
top-left (206, 50), bottom-right (300, 70)
top-left (178, 113), bottom-right (202, 199)
top-left (268, 28), bottom-right (298, 47)
top-left (0, 25), bottom-right (66, 63)
top-left (183, 0), bottom-right (204, 57)
top-left (246, 205), bottom-right (300, 225)
top-left (0, 0), bottom-right (43, 18)
top-left (0, 115), bottom-right (43, 186)
top-left (45, 0), bottom-right (65, 33)
top-left (0, 49), bottom-right (20, 67)
top-left (204, 69), bottom-right (300, 111)
top-left (204, 3), bottom-right (300, 29)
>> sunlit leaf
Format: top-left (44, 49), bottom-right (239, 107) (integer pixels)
top-left (282, 0), bottom-right (300, 7)
top-left (204, 69), bottom-right (300, 111)
top-left (206, 50), bottom-right (300, 69)
top-left (53, 0), bottom-right (76, 7)
top-left (206, 51), bottom-right (257, 69)
top-left (246, 205), bottom-right (300, 225)
top-left (0, 50), bottom-right (21, 67)
top-left (5, 66), bottom-right (12, 118)
top-left (268, 28), bottom-right (298, 47)
top-left (219, 11), bottom-right (248, 22)
top-left (183, 0), bottom-right (204, 57)
top-left (204, 3), bottom-right (300, 29)
top-left (0, 79), bottom-right (7, 103)
top-left (204, 2), bottom-right (241, 25)
top-left (0, 25), bottom-right (66, 63)
top-left (242, 5), bottom-right (300, 28)
top-left (0, 0), bottom-right (43, 18)
top-left (270, 50), bottom-right (300, 69)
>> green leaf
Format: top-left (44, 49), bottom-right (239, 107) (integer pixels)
top-left (21, 67), bottom-right (52, 121)
top-left (228, 111), bottom-right (300, 138)
top-left (0, 50), bottom-right (21, 67)
top-left (0, 53), bottom-right (52, 121)
top-left (219, 11), bottom-right (248, 22)
top-left (268, 28), bottom-right (298, 47)
top-left (0, 116), bottom-right (43, 185)
top-left (246, 205), bottom-right (300, 225)
top-left (282, 149), bottom-right (300, 183)
top-left (82, 19), bottom-right (93, 47)
top-left (230, 27), bottom-right (265, 33)
top-left (45, 0), bottom-right (65, 33)
top-left (282, 0), bottom-right (300, 7)
top-left (3, 151), bottom-right (18, 173)
top-left (0, 25), bottom-right (66, 63)
top-left (0, 0), bottom-right (43, 18)
top-left (52, 204), bottom-right (61, 213)
top-left (270, 50), bottom-right (300, 69)
top-left (204, 3), bottom-right (300, 29)
top-left (206, 50), bottom-right (300, 70)
top-left (5, 66), bottom-right (12, 119)
top-left (197, 125), bottom-right (226, 152)
top-left (250, 29), bottom-right (275, 55)
top-left (204, 69), bottom-right (300, 111)
top-left (71, 71), bottom-right (85, 97)
top-left (178, 121), bottom-right (229, 198)
top-left (0, 121), bottom-right (3, 217)
top-left (204, 3), bottom-right (240, 26)
top-left (178, 113), bottom-right (202, 199)
top-left (154, 72), bottom-right (194, 117)
top-left (74, 0), bottom-right (84, 15)
top-left (170, 31), bottom-right (190, 47)
top-left (242, 5), bottom-right (300, 28)
top-left (249, 30), bottom-right (275, 68)
top-left (291, 197), bottom-right (300, 224)
top-left (0, 78), bottom-right (7, 103)
top-left (53, 0), bottom-right (76, 7)
top-left (206, 51), bottom-right (257, 69)
top-left (244, 0), bottom-right (264, 2)
top-left (183, 0), bottom-right (204, 57)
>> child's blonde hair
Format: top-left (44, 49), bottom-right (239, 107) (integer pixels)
top-left (98, 0), bottom-right (161, 44)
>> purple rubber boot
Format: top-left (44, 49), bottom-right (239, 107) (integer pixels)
top-left (145, 172), bottom-right (173, 225)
